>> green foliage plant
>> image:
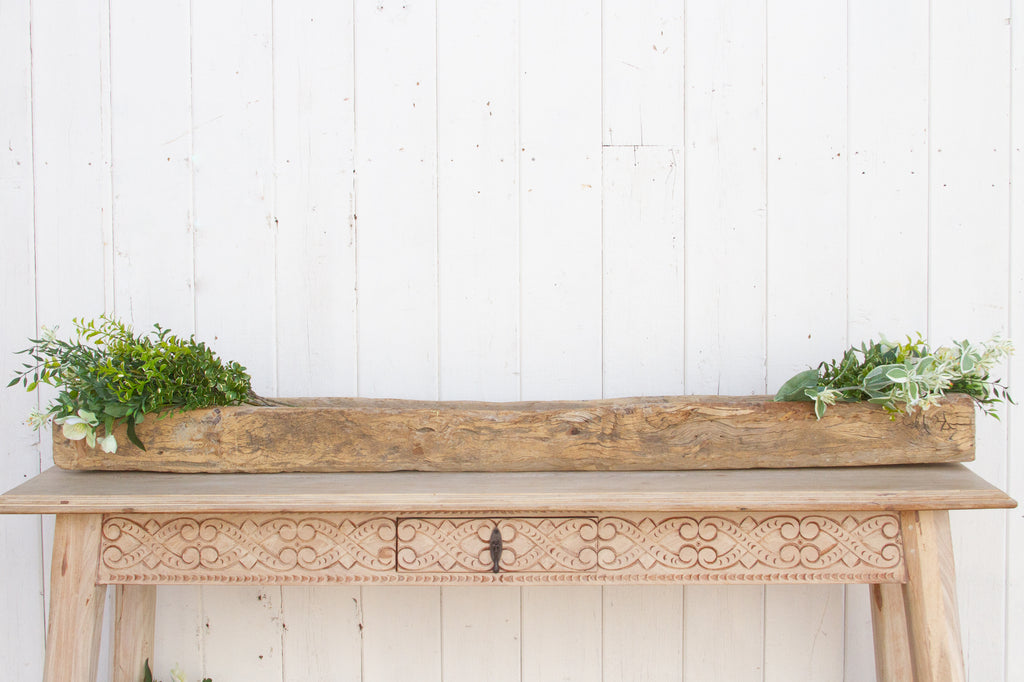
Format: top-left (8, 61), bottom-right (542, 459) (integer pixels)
top-left (10, 315), bottom-right (261, 452)
top-left (774, 334), bottom-right (1013, 420)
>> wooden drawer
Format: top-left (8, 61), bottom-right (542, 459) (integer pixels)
top-left (95, 511), bottom-right (904, 584)
top-left (396, 517), bottom-right (599, 573)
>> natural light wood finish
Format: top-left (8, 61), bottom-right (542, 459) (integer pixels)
top-left (870, 583), bottom-right (913, 681)
top-left (42, 514), bottom-right (107, 682)
top-left (95, 510), bottom-right (905, 585)
top-left (2, 466), bottom-right (1011, 682)
top-left (901, 510), bottom-right (965, 682)
top-left (112, 585), bottom-right (155, 682)
top-left (0, 464), bottom-right (1012, 514)
top-left (51, 394), bottom-right (975, 473)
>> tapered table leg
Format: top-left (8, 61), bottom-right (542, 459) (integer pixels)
top-left (114, 585), bottom-right (157, 682)
top-left (870, 583), bottom-right (913, 681)
top-left (43, 514), bottom-right (107, 682)
top-left (901, 510), bottom-right (965, 682)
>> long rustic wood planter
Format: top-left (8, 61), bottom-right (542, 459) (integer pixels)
top-left (51, 394), bottom-right (975, 473)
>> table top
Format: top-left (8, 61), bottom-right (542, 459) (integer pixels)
top-left (0, 463), bottom-right (1015, 514)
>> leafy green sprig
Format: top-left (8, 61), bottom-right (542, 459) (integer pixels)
top-left (10, 316), bottom-right (259, 451)
top-left (774, 334), bottom-right (1013, 419)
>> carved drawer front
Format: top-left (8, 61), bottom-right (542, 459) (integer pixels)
top-left (396, 517), bottom-right (599, 573)
top-left (98, 513), bottom-right (397, 584)
top-left (596, 512), bottom-right (905, 583)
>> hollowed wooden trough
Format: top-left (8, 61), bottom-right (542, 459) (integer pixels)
top-left (51, 394), bottom-right (976, 473)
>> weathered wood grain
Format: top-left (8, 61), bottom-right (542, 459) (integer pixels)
top-left (112, 585), bottom-right (155, 682)
top-left (8, 464), bottom-right (1012, 515)
top-left (870, 582), bottom-right (913, 681)
top-left (901, 509), bottom-right (966, 681)
top-left (42, 514), bottom-right (107, 682)
top-left (51, 394), bottom-right (976, 473)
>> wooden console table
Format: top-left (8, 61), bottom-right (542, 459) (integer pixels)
top-left (0, 463), bottom-right (1015, 682)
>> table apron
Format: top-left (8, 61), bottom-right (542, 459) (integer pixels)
top-left (96, 510), bottom-right (907, 585)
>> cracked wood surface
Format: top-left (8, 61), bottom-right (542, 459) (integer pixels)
top-left (52, 394), bottom-right (975, 473)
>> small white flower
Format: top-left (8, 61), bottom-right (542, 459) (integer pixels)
top-left (40, 326), bottom-right (57, 343)
top-left (170, 665), bottom-right (187, 682)
top-left (98, 433), bottom-right (117, 454)
top-left (817, 388), bottom-right (840, 406)
top-left (61, 418), bottom-right (91, 441)
top-left (25, 408), bottom-right (50, 430)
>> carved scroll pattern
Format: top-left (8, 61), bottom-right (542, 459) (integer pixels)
top-left (99, 511), bottom-right (903, 584)
top-left (597, 513), bottom-right (902, 574)
top-left (396, 518), bottom-right (599, 573)
top-left (100, 514), bottom-right (396, 581)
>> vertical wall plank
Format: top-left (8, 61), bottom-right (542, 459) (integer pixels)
top-left (354, 3), bottom-right (442, 679)
top-left (202, 587), bottom-right (284, 682)
top-left (191, 0), bottom-right (276, 395)
top-left (0, 0), bottom-right (43, 678)
top-left (765, 0), bottom-right (849, 388)
top-left (354, 0), bottom-right (438, 400)
top-left (765, 586), bottom-right (845, 681)
top-left (362, 587), bottom-right (442, 682)
top-left (274, 0), bottom-right (357, 399)
top-left (930, 3), bottom-right (1011, 680)
top-left (108, 0), bottom-right (202, 673)
top-left (601, 0), bottom-right (684, 147)
top-left (847, 0), bottom-right (929, 337)
top-left (272, 3), bottom-right (361, 680)
top-left (682, 3), bottom-right (768, 676)
top-left (1009, 2), bottom-right (1024, 677)
top-left (602, 146), bottom-right (685, 397)
top-left (602, 586), bottom-right (683, 682)
top-left (109, 0), bottom-right (194, 332)
top-left (30, 0), bottom-right (112, 313)
top-left (28, 0), bottom-right (111, 356)
top-left (435, 3), bottom-right (522, 680)
top-left (442, 587), bottom-right (521, 682)
top-left (846, 4), bottom-right (930, 679)
top-left (437, 0), bottom-right (519, 403)
top-left (520, 3), bottom-right (603, 679)
top-left (683, 586), bottom-right (765, 682)
top-left (30, 0), bottom-right (114, 676)
top-left (520, 0), bottom-right (602, 401)
top-left (281, 587), bottom-right (362, 682)
top-left (191, 2), bottom-right (281, 680)
top-left (764, 1), bottom-right (848, 680)
top-left (522, 587), bottom-right (602, 682)
top-left (30, 0), bottom-right (110, 342)
top-left (683, 0), bottom-right (768, 402)
top-left (601, 145), bottom-right (686, 679)
top-left (153, 586), bottom-right (206, 681)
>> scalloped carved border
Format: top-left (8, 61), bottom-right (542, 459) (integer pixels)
top-left (98, 511), bottom-right (904, 585)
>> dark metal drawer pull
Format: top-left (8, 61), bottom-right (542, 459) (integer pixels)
top-left (489, 526), bottom-right (502, 573)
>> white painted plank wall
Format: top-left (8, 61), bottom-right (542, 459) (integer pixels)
top-left (191, 1), bottom-right (283, 679)
top-left (272, 3), bottom-right (362, 680)
top-left (436, 2), bottom-right (523, 680)
top-left (846, 3), bottom-right (930, 679)
top-left (0, 1), bottom-right (44, 679)
top-left (1, 1), bottom-right (1022, 681)
top-left (681, 1), bottom-right (767, 678)
top-left (1010, 3), bottom-right (1024, 679)
top-left (930, 4), bottom-right (1012, 681)
top-left (764, 2), bottom-right (848, 677)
